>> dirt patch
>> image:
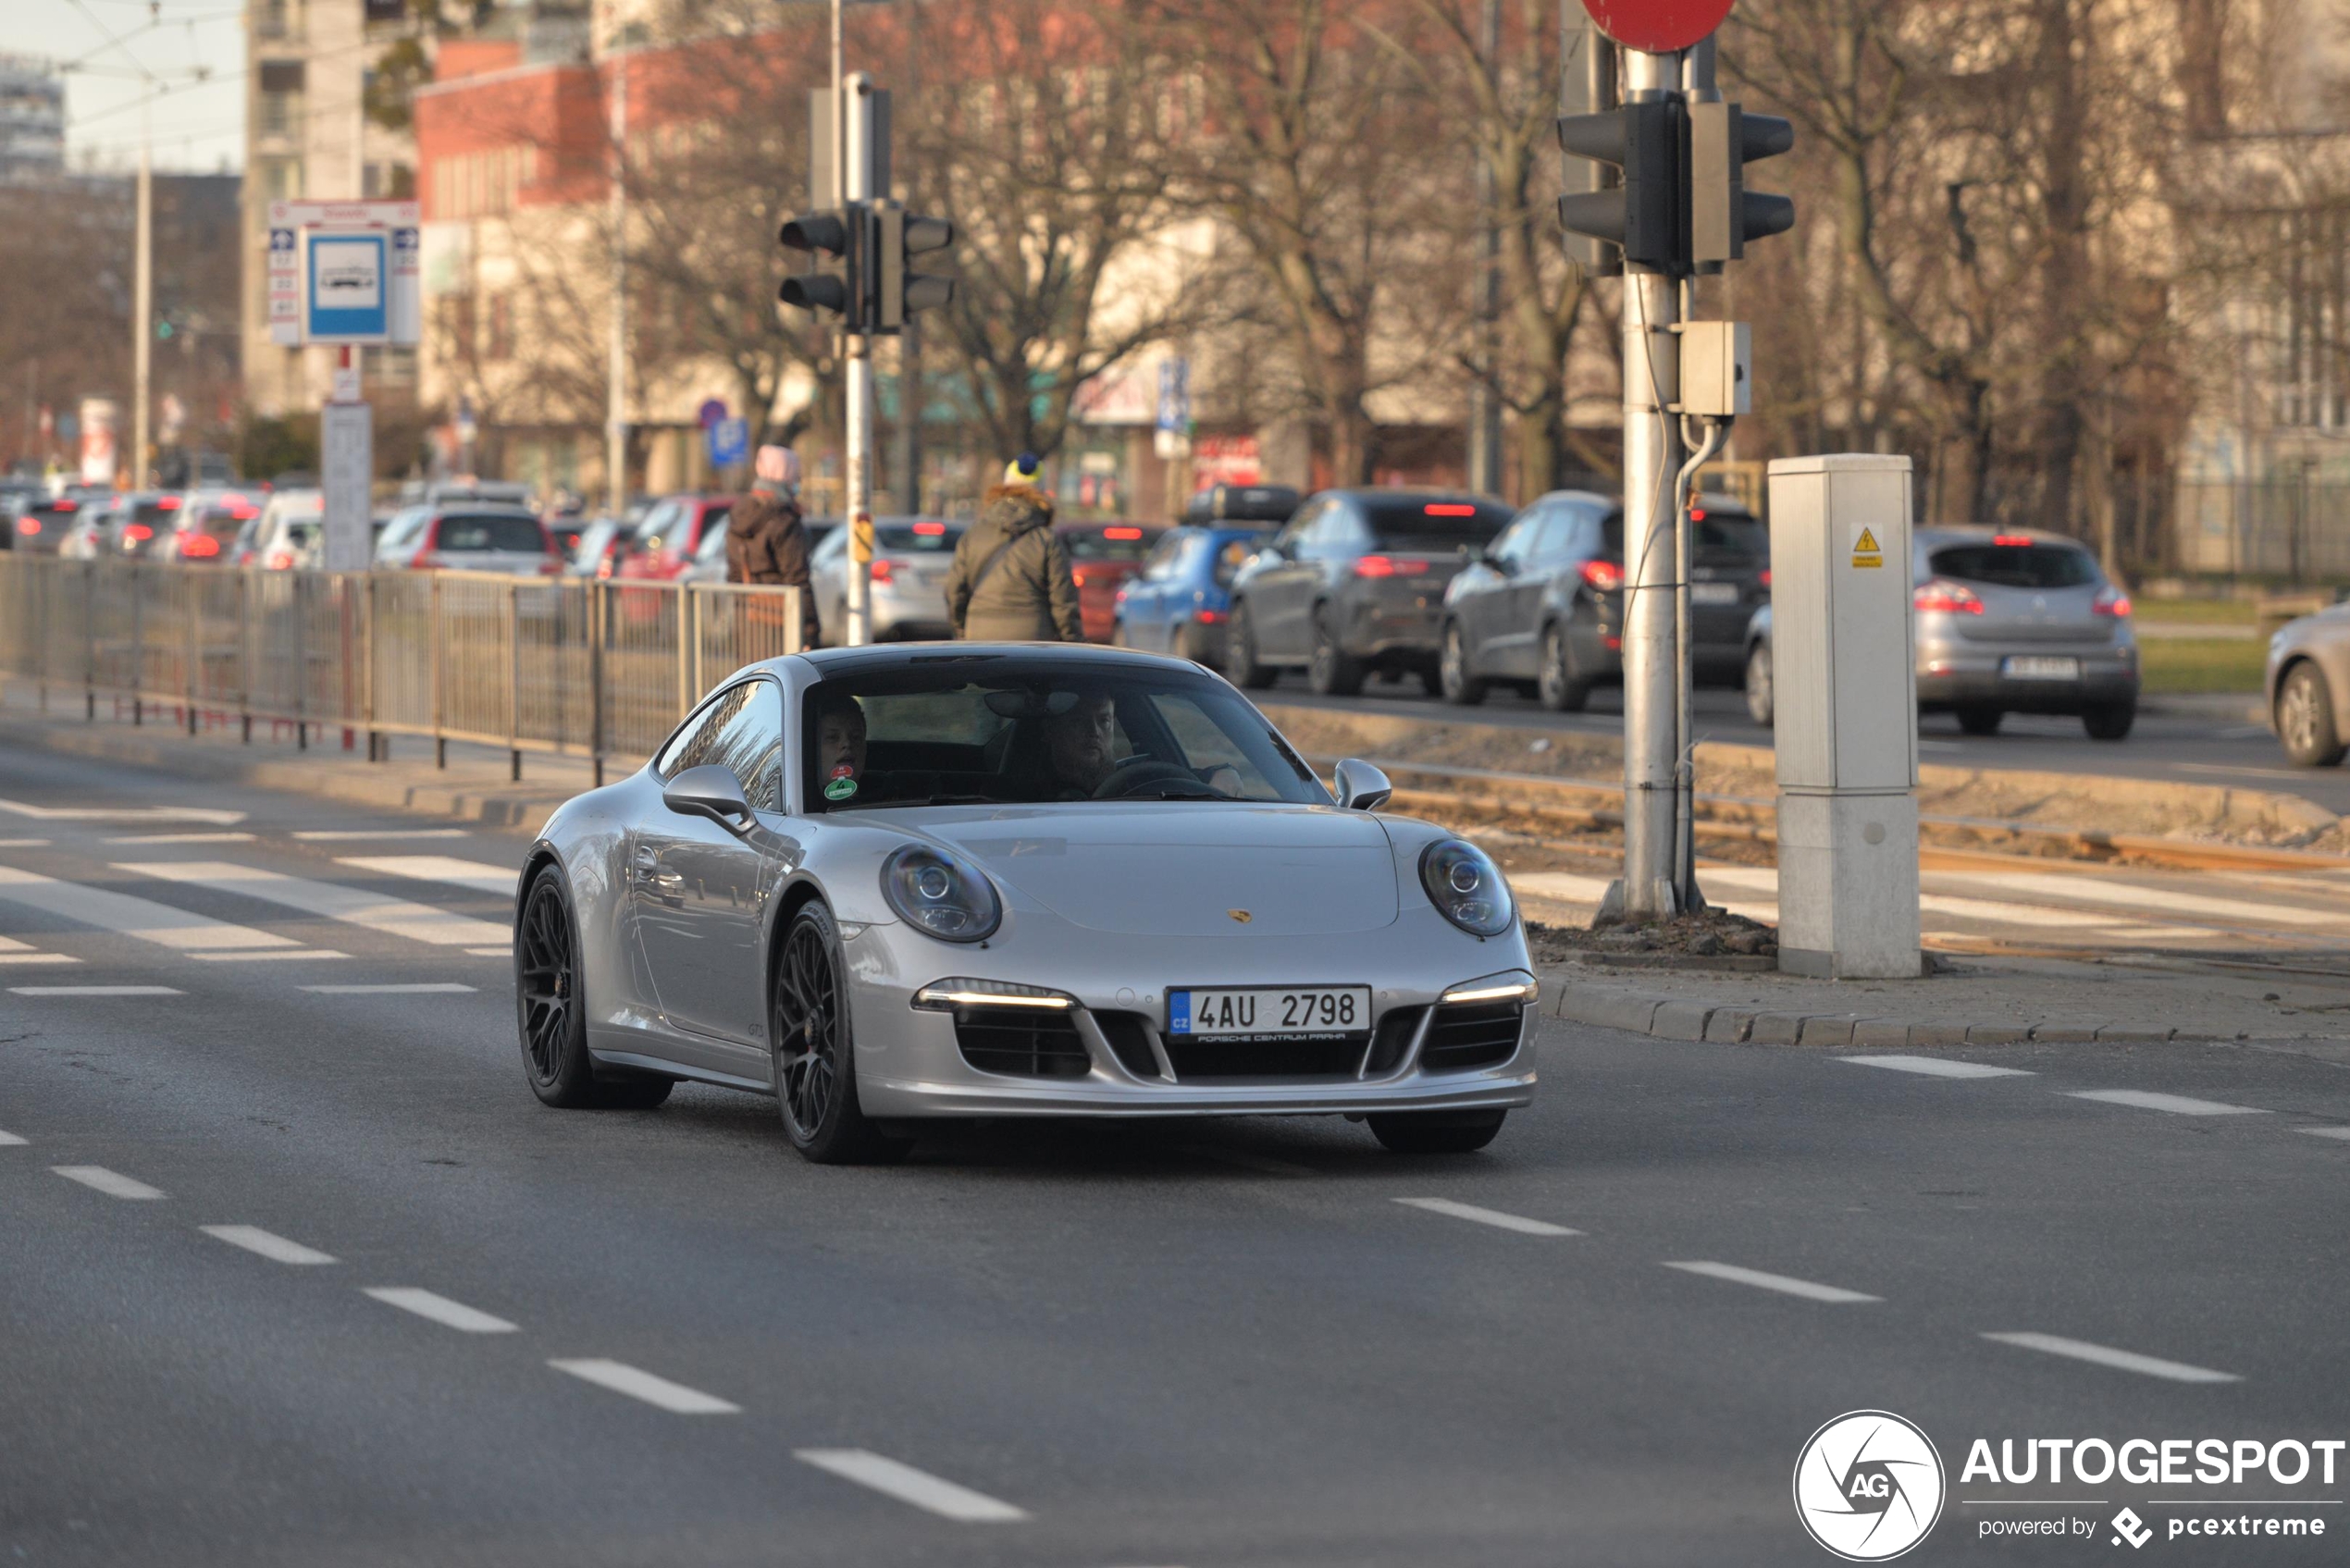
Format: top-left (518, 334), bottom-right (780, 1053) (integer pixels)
top-left (1529, 909), bottom-right (1779, 962)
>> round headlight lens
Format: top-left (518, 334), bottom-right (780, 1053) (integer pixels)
top-left (881, 845), bottom-right (1002, 943)
top-left (1418, 839), bottom-right (1514, 938)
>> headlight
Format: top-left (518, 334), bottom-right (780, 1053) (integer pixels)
top-left (881, 845), bottom-right (1002, 943)
top-left (1419, 839), bottom-right (1515, 938)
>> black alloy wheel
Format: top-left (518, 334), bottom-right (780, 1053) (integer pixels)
top-left (516, 866), bottom-right (671, 1109)
top-left (1227, 600), bottom-right (1277, 689)
top-left (1440, 623), bottom-right (1487, 706)
top-left (771, 901), bottom-right (908, 1165)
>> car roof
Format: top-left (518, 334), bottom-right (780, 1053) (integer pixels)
top-left (783, 641), bottom-right (1201, 679)
top-left (1316, 487), bottom-right (1503, 504)
top-left (1916, 525), bottom-right (2087, 550)
top-left (427, 501), bottom-right (538, 517)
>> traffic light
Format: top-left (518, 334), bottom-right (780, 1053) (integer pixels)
top-left (875, 202), bottom-right (955, 331)
top-left (1689, 103), bottom-right (1795, 265)
top-left (1556, 100), bottom-right (1684, 273)
top-left (778, 208), bottom-right (863, 329)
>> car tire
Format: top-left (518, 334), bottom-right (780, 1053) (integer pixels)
top-left (772, 900), bottom-right (910, 1166)
top-left (1439, 623), bottom-right (1488, 706)
top-left (1955, 705), bottom-right (2004, 736)
top-left (1308, 605), bottom-right (1366, 697)
top-left (1227, 600), bottom-right (1277, 689)
top-left (2277, 662), bottom-right (2346, 766)
top-left (1745, 640), bottom-right (1775, 728)
top-left (515, 864), bottom-right (674, 1110)
top-left (1537, 624), bottom-right (1590, 713)
top-left (2081, 698), bottom-right (2136, 742)
top-left (1367, 1108), bottom-right (1507, 1154)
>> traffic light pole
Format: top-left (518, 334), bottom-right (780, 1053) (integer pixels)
top-left (843, 73), bottom-right (876, 647)
top-left (1615, 44), bottom-right (1684, 924)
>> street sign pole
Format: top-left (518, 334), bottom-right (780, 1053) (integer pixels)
top-left (844, 73), bottom-right (876, 648)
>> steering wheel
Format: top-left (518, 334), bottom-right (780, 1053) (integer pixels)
top-left (1093, 758), bottom-right (1205, 799)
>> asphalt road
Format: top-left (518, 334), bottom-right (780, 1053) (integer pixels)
top-left (1262, 678), bottom-right (2350, 817)
top-left (5, 744), bottom-right (2349, 1565)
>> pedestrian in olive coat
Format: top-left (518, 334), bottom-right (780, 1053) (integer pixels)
top-left (946, 456), bottom-right (1082, 642)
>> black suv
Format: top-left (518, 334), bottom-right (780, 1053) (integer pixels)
top-left (1226, 488), bottom-right (1512, 695)
top-left (1438, 490), bottom-right (1769, 710)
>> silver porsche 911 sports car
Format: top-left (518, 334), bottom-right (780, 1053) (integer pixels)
top-left (513, 642), bottom-right (1539, 1163)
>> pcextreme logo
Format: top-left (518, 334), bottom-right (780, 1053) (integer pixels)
top-left (1794, 1410), bottom-right (1948, 1561)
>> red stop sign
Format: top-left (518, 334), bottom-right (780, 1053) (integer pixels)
top-left (1580, 0), bottom-right (1735, 54)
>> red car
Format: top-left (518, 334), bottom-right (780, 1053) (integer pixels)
top-left (615, 494), bottom-right (735, 583)
top-left (1057, 521), bottom-right (1163, 643)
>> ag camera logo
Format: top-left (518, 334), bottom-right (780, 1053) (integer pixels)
top-left (1794, 1411), bottom-right (1947, 1561)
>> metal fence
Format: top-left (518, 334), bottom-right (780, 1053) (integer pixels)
top-left (2173, 478), bottom-right (2350, 581)
top-left (0, 556), bottom-right (803, 780)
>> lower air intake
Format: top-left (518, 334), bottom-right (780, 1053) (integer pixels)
top-left (954, 1006), bottom-right (1091, 1078)
top-left (1419, 1000), bottom-right (1526, 1071)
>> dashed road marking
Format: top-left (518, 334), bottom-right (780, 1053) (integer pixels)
top-left (0, 933), bottom-right (77, 968)
top-left (11, 985), bottom-right (183, 996)
top-left (1841, 1055), bottom-right (2035, 1080)
top-left (53, 1165), bottom-right (166, 1200)
top-left (103, 833), bottom-right (256, 845)
top-left (794, 1449), bottom-right (1028, 1521)
top-left (0, 865), bottom-right (297, 952)
top-left (292, 829), bottom-right (470, 841)
top-left (300, 982), bottom-right (476, 995)
top-left (0, 798), bottom-right (241, 824)
top-left (0, 1130), bottom-right (26, 1146)
top-left (1982, 1332), bottom-right (2238, 1384)
top-left (550, 1359), bottom-right (740, 1414)
top-left (2296, 1128), bottom-right (2350, 1142)
top-left (2064, 1089), bottom-right (2268, 1117)
top-left (0, 837), bottom-right (52, 847)
top-left (1663, 1261), bottom-right (1880, 1303)
top-left (118, 861), bottom-right (508, 946)
top-left (1393, 1197), bottom-right (1579, 1237)
top-left (189, 949), bottom-right (348, 962)
top-left (334, 856), bottom-right (517, 897)
top-left (201, 1225), bottom-right (337, 1266)
top-left (363, 1287), bottom-right (518, 1334)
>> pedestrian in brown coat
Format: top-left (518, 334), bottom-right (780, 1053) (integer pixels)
top-left (726, 444), bottom-right (821, 647)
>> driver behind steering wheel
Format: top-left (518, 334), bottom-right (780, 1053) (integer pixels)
top-left (1041, 689), bottom-right (1119, 799)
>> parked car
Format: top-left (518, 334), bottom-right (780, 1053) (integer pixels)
top-left (1743, 525), bottom-right (2138, 740)
top-left (155, 488), bottom-right (262, 563)
top-left (11, 486), bottom-right (111, 555)
top-left (568, 515), bottom-right (636, 577)
top-left (808, 517), bottom-right (965, 643)
top-left (2268, 597), bottom-right (2350, 767)
top-left (614, 494), bottom-right (735, 584)
top-left (1054, 521), bottom-right (1164, 642)
top-left (0, 476), bottom-right (44, 545)
top-left (55, 503), bottom-right (110, 560)
top-left (251, 489), bottom-right (327, 570)
top-left (103, 491), bottom-right (182, 560)
top-left (1114, 524), bottom-right (1278, 664)
top-left (396, 477), bottom-right (534, 510)
top-left (1437, 491), bottom-right (1767, 710)
top-left (1227, 488), bottom-right (1514, 695)
top-left (375, 503), bottom-right (563, 574)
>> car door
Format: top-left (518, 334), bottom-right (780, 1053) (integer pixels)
top-left (1123, 532), bottom-right (1178, 648)
top-left (1498, 509), bottom-right (1577, 677)
top-left (629, 678), bottom-right (785, 1074)
top-left (1465, 511), bottom-right (1539, 675)
top-left (1250, 501), bottom-right (1327, 658)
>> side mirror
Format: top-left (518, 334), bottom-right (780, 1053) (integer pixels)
top-left (662, 764), bottom-right (753, 829)
top-left (1332, 757), bottom-right (1392, 812)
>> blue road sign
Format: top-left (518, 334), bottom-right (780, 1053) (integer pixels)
top-left (1156, 357), bottom-right (1191, 433)
top-left (707, 417), bottom-right (749, 468)
top-left (305, 231), bottom-right (389, 341)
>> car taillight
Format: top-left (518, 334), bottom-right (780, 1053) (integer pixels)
top-left (1104, 525), bottom-right (1143, 540)
top-left (125, 524), bottom-right (154, 543)
top-left (1354, 554), bottom-right (1429, 577)
top-left (1993, 534), bottom-right (2033, 547)
top-left (1759, 569), bottom-right (1772, 588)
top-left (266, 549), bottom-right (295, 570)
top-left (596, 556), bottom-right (615, 579)
top-left (538, 558), bottom-right (564, 575)
top-left (157, 496), bottom-right (180, 510)
top-left (2092, 585), bottom-right (2132, 618)
top-left (53, 499), bottom-right (76, 512)
top-left (1070, 567), bottom-right (1086, 586)
top-left (1579, 559), bottom-right (1625, 592)
top-left (17, 519), bottom-right (38, 536)
top-left (1914, 579), bottom-right (1984, 614)
top-left (870, 558), bottom-right (895, 585)
top-left (179, 534), bottom-right (220, 558)
top-left (1195, 608), bottom-right (1225, 624)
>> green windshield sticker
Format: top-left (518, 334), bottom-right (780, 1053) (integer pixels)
top-left (823, 775), bottom-right (859, 801)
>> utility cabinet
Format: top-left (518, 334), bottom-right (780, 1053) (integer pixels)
top-left (1765, 455), bottom-right (1921, 980)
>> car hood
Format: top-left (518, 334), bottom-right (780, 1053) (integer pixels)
top-left (913, 803), bottom-right (1400, 936)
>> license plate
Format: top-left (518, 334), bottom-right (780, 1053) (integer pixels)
top-left (2002, 656), bottom-right (2080, 681)
top-left (1169, 985), bottom-right (1372, 1042)
top-left (1690, 581), bottom-right (1740, 605)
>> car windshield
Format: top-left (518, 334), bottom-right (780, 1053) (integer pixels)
top-left (436, 513), bottom-right (546, 552)
top-left (876, 522), bottom-right (961, 553)
top-left (803, 658), bottom-right (1328, 812)
top-left (1361, 496), bottom-right (1512, 550)
top-left (1213, 533), bottom-right (1268, 586)
top-left (1062, 526), bottom-right (1153, 561)
top-left (1931, 541), bottom-right (2098, 588)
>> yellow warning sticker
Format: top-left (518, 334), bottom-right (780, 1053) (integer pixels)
top-left (1851, 524), bottom-right (1884, 569)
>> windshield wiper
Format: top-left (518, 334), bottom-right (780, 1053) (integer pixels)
top-left (835, 793), bottom-right (1000, 809)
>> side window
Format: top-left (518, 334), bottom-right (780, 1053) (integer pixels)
top-left (1490, 512), bottom-right (1537, 568)
top-left (1274, 500), bottom-right (1324, 555)
top-left (1142, 533), bottom-right (1184, 581)
top-left (1530, 511), bottom-right (1575, 563)
top-left (658, 682), bottom-right (783, 809)
top-left (655, 687), bottom-right (734, 778)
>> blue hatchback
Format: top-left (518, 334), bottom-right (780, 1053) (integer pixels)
top-left (1112, 525), bottom-right (1276, 667)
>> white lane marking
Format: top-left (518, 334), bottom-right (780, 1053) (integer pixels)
top-left (1175, 1142), bottom-right (1317, 1177)
top-left (292, 828), bottom-right (471, 841)
top-left (1983, 1331), bottom-right (2238, 1384)
top-left (0, 837), bottom-right (52, 847)
top-left (0, 797), bottom-right (241, 824)
top-left (11, 985), bottom-right (183, 996)
top-left (550, 1359), bottom-right (740, 1414)
top-left (2296, 1128), bottom-right (2350, 1142)
top-left (793, 1449), bottom-right (1027, 1521)
top-left (1392, 1197), bottom-right (1579, 1236)
top-left (53, 1165), bottom-right (166, 1200)
top-left (103, 832), bottom-right (256, 845)
top-left (1663, 1261), bottom-right (1881, 1303)
top-left (334, 856), bottom-right (518, 898)
top-left (1938, 869), bottom-right (2350, 932)
top-left (301, 982), bottom-right (477, 995)
top-left (0, 1130), bottom-right (27, 1146)
top-left (0, 954), bottom-right (80, 966)
top-left (201, 1225), bottom-right (337, 1266)
top-left (117, 861), bottom-right (508, 946)
top-left (0, 865), bottom-right (297, 951)
top-left (189, 949), bottom-right (348, 962)
top-left (464, 945), bottom-right (512, 957)
top-left (2065, 1089), bottom-right (2268, 1117)
top-left (1841, 1055), bottom-right (2035, 1080)
top-left (363, 1287), bottom-right (518, 1334)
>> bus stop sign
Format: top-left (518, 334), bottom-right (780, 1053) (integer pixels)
top-left (1579, 0), bottom-right (1735, 53)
